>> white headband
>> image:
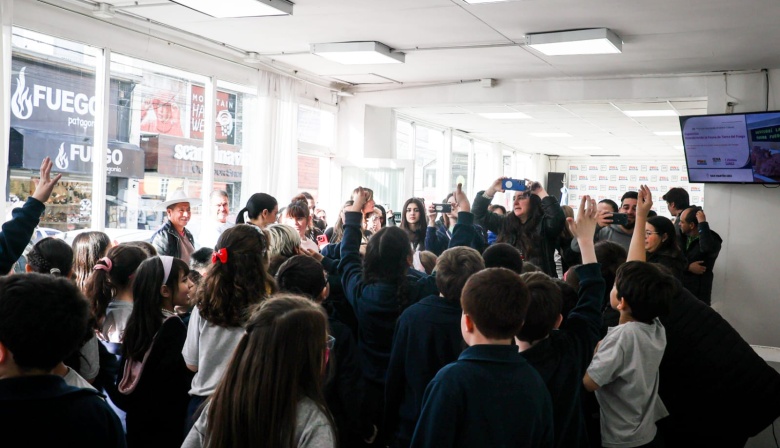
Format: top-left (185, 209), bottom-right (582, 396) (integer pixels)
top-left (160, 256), bottom-right (174, 285)
top-left (412, 250), bottom-right (425, 273)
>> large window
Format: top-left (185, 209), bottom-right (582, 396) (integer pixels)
top-left (296, 103), bottom-right (335, 211)
top-left (9, 29), bottom-right (100, 231)
top-left (107, 54), bottom-right (209, 235)
top-left (413, 124), bottom-right (444, 204)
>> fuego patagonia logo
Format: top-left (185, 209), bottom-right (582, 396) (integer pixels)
top-left (55, 143), bottom-right (69, 170)
top-left (599, 175), bottom-right (608, 181)
top-left (569, 165), bottom-right (579, 171)
top-left (568, 184), bottom-right (578, 190)
top-left (11, 68), bottom-right (33, 120)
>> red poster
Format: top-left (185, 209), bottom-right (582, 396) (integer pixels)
top-left (191, 86), bottom-right (236, 144)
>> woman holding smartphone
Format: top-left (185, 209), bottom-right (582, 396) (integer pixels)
top-left (473, 177), bottom-right (565, 277)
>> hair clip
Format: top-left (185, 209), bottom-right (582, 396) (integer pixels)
top-left (93, 257), bottom-right (112, 272)
top-left (212, 248), bottom-right (228, 264)
top-left (49, 268), bottom-right (61, 276)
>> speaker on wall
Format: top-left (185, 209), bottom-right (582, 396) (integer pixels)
top-left (546, 172), bottom-right (565, 202)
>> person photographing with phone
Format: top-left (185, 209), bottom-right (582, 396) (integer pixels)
top-left (425, 184), bottom-right (487, 256)
top-left (473, 177), bottom-right (565, 277)
top-left (572, 191), bottom-right (639, 254)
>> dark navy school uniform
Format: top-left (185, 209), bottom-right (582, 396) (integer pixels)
top-left (385, 295), bottom-right (465, 447)
top-left (410, 344), bottom-right (554, 448)
top-left (520, 262), bottom-right (605, 448)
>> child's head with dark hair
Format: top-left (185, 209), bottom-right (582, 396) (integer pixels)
top-left (554, 278), bottom-right (578, 326)
top-left (613, 261), bottom-right (676, 324)
top-left (522, 262), bottom-right (541, 273)
top-left (435, 247), bottom-right (484, 303)
top-left (122, 240), bottom-right (157, 258)
top-left (26, 237), bottom-right (73, 277)
top-left (363, 226), bottom-right (413, 309)
top-left (85, 245), bottom-right (149, 325)
top-left (0, 274), bottom-right (88, 373)
top-left (275, 255), bottom-right (328, 302)
top-left (461, 268), bottom-right (530, 340)
top-left (124, 256), bottom-right (189, 359)
top-left (482, 243), bottom-right (523, 273)
top-left (196, 225), bottom-right (278, 327)
top-left (190, 247), bottom-right (214, 274)
top-left (598, 199), bottom-right (619, 213)
top-left (595, 241), bottom-right (627, 292)
top-left (71, 231), bottom-right (111, 292)
top-left (516, 272), bottom-right (562, 342)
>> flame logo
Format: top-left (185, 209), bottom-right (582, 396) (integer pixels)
top-left (55, 143), bottom-right (69, 170)
top-left (11, 68), bottom-right (33, 120)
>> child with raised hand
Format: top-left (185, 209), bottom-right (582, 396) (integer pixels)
top-left (338, 186), bottom-right (439, 437)
top-left (109, 256), bottom-right (193, 448)
top-left (182, 295), bottom-right (336, 448)
top-left (182, 224), bottom-right (277, 431)
top-left (410, 267), bottom-right (553, 448)
top-left (516, 194), bottom-right (605, 448)
top-left (584, 185), bottom-right (676, 448)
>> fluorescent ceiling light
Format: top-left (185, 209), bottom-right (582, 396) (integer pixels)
top-left (526, 28), bottom-right (622, 56)
top-left (310, 41), bottom-right (404, 65)
top-left (172, 0), bottom-right (293, 18)
top-left (569, 146), bottom-right (602, 150)
top-left (623, 110), bottom-right (678, 117)
top-left (530, 132), bottom-right (572, 138)
top-left (478, 112), bottom-right (532, 119)
top-left (654, 131), bottom-right (682, 136)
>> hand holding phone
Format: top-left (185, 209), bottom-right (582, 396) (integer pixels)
top-left (432, 203), bottom-right (452, 213)
top-left (611, 213), bottom-right (629, 226)
top-left (502, 179), bottom-right (527, 191)
top-left (316, 234), bottom-right (329, 248)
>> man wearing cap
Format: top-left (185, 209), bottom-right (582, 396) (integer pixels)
top-left (151, 189), bottom-right (201, 263)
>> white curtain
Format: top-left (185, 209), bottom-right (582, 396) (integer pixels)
top-left (241, 71), bottom-right (300, 208)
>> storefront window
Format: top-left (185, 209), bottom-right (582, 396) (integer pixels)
top-left (106, 54), bottom-right (209, 236)
top-left (8, 28), bottom-right (101, 232)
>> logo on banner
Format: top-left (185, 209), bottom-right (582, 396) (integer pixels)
top-left (11, 68), bottom-right (33, 119)
top-left (11, 66), bottom-right (96, 127)
top-left (569, 165), bottom-right (579, 171)
top-left (55, 143), bottom-right (69, 170)
top-left (619, 175), bottom-right (628, 181)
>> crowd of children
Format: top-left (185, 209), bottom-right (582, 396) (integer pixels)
top-left (1, 161), bottom-right (779, 448)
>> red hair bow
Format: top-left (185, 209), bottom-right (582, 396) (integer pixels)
top-left (212, 248), bottom-right (228, 264)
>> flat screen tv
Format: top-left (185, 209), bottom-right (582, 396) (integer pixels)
top-left (680, 110), bottom-right (780, 184)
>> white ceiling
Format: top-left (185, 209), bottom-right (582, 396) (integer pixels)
top-left (87, 0), bottom-right (780, 156)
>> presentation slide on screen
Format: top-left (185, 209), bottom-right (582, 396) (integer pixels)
top-left (682, 113), bottom-right (780, 183)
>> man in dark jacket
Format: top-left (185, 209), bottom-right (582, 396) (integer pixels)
top-left (151, 189), bottom-right (201, 263)
top-left (678, 206), bottom-right (721, 305)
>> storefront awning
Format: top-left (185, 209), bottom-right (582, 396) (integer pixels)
top-left (10, 127), bottom-right (144, 179)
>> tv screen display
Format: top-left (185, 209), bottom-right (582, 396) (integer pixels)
top-left (680, 111), bottom-right (780, 184)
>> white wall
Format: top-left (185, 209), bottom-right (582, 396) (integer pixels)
top-left (341, 69), bottom-right (780, 347)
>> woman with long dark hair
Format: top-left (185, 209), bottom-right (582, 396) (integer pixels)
top-left (71, 231), bottom-right (112, 292)
top-left (473, 177), bottom-right (565, 277)
top-left (399, 197), bottom-right (426, 252)
top-left (283, 198), bottom-right (322, 252)
top-left (645, 215), bottom-right (687, 280)
top-left (182, 295), bottom-right (335, 448)
top-left (110, 256), bottom-right (193, 447)
top-left (236, 192), bottom-right (278, 228)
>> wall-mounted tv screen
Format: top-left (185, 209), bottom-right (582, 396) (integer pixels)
top-left (680, 111), bottom-right (780, 184)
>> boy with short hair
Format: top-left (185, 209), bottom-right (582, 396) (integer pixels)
top-left (0, 274), bottom-right (125, 447)
top-left (385, 246), bottom-right (485, 447)
top-left (410, 267), bottom-right (553, 448)
top-left (516, 195), bottom-right (605, 448)
top-left (583, 185), bottom-right (676, 448)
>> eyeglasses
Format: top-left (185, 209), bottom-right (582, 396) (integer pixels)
top-left (645, 231), bottom-right (660, 237)
top-left (325, 335), bottom-right (336, 365)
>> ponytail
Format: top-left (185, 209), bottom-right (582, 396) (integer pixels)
top-left (236, 207), bottom-right (249, 224)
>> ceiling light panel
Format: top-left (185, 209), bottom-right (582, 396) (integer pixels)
top-left (622, 110), bottom-right (679, 117)
top-left (478, 112), bottom-right (533, 119)
top-left (172, 0), bottom-right (293, 18)
top-left (311, 42), bottom-right (404, 65)
top-left (526, 28), bottom-right (622, 56)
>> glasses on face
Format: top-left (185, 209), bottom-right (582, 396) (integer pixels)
top-left (645, 231), bottom-right (660, 237)
top-left (325, 335), bottom-right (336, 365)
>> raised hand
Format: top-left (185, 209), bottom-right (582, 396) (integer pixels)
top-left (32, 157), bottom-right (63, 203)
top-left (637, 185), bottom-right (653, 216)
top-left (568, 195), bottom-right (598, 239)
top-left (453, 183), bottom-right (470, 213)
